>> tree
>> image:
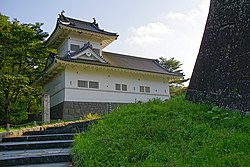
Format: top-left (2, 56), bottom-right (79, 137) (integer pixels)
top-left (159, 57), bottom-right (189, 96)
top-left (0, 13), bottom-right (54, 125)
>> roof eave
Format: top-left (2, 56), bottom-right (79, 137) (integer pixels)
top-left (46, 23), bottom-right (118, 49)
top-left (59, 23), bottom-right (118, 37)
top-left (55, 58), bottom-right (182, 79)
top-left (60, 24), bottom-right (118, 48)
top-left (33, 60), bottom-right (64, 86)
top-left (44, 23), bottom-right (70, 49)
top-left (44, 21), bottom-right (59, 47)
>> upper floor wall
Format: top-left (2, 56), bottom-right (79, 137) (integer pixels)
top-left (57, 33), bottom-right (102, 56)
top-left (45, 13), bottom-right (118, 52)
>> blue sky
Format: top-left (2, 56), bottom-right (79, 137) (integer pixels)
top-left (1, 0), bottom-right (210, 79)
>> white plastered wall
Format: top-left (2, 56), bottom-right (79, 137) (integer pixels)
top-left (68, 34), bottom-right (102, 54)
top-left (64, 66), bottom-right (170, 103)
top-left (43, 71), bottom-right (65, 107)
top-left (56, 34), bottom-right (102, 57)
top-left (57, 40), bottom-right (69, 56)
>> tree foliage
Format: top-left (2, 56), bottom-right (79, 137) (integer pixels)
top-left (159, 57), bottom-right (189, 96)
top-left (0, 13), bottom-right (53, 125)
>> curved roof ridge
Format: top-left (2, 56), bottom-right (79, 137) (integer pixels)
top-left (58, 14), bottom-right (118, 37)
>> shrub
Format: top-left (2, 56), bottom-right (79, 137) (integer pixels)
top-left (83, 113), bottom-right (101, 120)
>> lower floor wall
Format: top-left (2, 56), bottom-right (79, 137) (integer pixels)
top-left (51, 101), bottom-right (128, 120)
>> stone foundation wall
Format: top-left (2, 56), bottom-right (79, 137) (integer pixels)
top-left (111, 103), bottom-right (128, 112)
top-left (186, 0), bottom-right (250, 114)
top-left (51, 103), bottom-right (63, 120)
top-left (50, 101), bottom-right (129, 120)
top-left (187, 90), bottom-right (250, 115)
top-left (62, 101), bottom-right (107, 120)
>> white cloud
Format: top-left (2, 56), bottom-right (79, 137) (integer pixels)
top-left (124, 0), bottom-right (210, 80)
top-left (199, 0), bottom-right (210, 14)
top-left (127, 22), bottom-right (173, 45)
top-left (167, 12), bottom-right (186, 20)
top-left (165, 0), bottom-right (209, 30)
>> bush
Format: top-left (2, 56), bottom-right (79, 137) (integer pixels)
top-left (83, 113), bottom-right (101, 120)
top-left (72, 95), bottom-right (250, 166)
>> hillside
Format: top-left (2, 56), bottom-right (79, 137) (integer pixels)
top-left (72, 95), bottom-right (250, 166)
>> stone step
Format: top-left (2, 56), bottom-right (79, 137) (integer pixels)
top-left (15, 162), bottom-right (72, 167)
top-left (22, 130), bottom-right (76, 136)
top-left (2, 133), bottom-right (75, 142)
top-left (0, 140), bottom-right (73, 151)
top-left (0, 120), bottom-right (99, 166)
top-left (0, 148), bottom-right (70, 166)
top-left (44, 120), bottom-right (96, 132)
top-left (20, 120), bottom-right (97, 136)
top-left (22, 127), bottom-right (83, 135)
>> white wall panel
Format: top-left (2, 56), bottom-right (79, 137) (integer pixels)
top-left (64, 66), bottom-right (170, 103)
top-left (43, 71), bottom-right (65, 107)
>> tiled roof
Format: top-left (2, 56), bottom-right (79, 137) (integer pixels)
top-left (102, 52), bottom-right (179, 75)
top-left (57, 50), bottom-right (182, 76)
top-left (58, 14), bottom-right (118, 37)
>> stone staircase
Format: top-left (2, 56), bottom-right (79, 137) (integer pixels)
top-left (0, 120), bottom-right (96, 166)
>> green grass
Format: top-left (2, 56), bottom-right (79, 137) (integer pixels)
top-left (71, 95), bottom-right (250, 167)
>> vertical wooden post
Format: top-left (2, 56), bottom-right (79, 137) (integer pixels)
top-left (108, 103), bottom-right (112, 113)
top-left (42, 94), bottom-right (50, 123)
top-left (6, 124), bottom-right (10, 132)
top-left (106, 103), bottom-right (112, 114)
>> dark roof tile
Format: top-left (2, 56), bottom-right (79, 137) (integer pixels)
top-left (57, 50), bottom-right (182, 76)
top-left (102, 52), bottom-right (180, 75)
top-left (58, 14), bottom-right (118, 37)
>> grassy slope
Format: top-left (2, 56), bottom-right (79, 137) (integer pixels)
top-left (72, 95), bottom-right (250, 167)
